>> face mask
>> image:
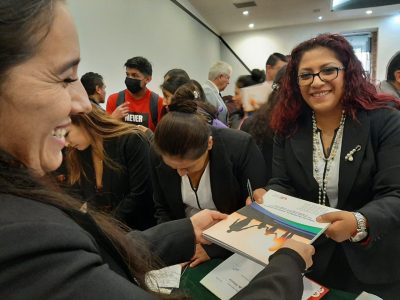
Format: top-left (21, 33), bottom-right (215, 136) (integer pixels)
top-left (125, 77), bottom-right (142, 94)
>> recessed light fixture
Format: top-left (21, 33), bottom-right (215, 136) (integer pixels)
top-left (318, 16), bottom-right (323, 20)
top-left (366, 10), bottom-right (372, 15)
top-left (248, 23), bottom-right (254, 28)
top-left (243, 10), bottom-right (249, 15)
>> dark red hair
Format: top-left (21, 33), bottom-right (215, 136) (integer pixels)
top-left (271, 33), bottom-right (400, 136)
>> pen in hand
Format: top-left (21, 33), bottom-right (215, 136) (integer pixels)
top-left (247, 179), bottom-right (255, 203)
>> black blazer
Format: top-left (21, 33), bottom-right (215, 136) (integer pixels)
top-left (73, 133), bottom-right (155, 230)
top-left (150, 127), bottom-right (268, 224)
top-left (268, 108), bottom-right (400, 285)
top-left (0, 194), bottom-right (305, 299)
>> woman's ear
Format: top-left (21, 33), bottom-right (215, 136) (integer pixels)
top-left (208, 136), bottom-right (213, 150)
top-left (395, 70), bottom-right (400, 84)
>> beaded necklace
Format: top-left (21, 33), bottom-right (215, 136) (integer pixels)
top-left (312, 111), bottom-right (345, 206)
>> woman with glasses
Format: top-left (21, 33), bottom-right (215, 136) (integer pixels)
top-left (150, 101), bottom-right (268, 267)
top-left (251, 33), bottom-right (400, 298)
top-left (0, 1), bottom-right (315, 299)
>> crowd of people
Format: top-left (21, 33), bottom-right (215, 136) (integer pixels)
top-left (1, 0), bottom-right (400, 299)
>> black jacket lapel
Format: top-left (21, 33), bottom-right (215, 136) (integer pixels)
top-left (209, 129), bottom-right (240, 213)
top-left (290, 117), bottom-right (316, 188)
top-left (338, 111), bottom-right (370, 207)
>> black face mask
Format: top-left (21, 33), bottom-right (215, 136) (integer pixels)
top-left (125, 77), bottom-right (142, 94)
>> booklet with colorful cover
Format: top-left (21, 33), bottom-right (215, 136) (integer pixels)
top-left (203, 190), bottom-right (339, 266)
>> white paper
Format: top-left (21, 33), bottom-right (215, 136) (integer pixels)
top-left (356, 292), bottom-right (383, 300)
top-left (302, 277), bottom-right (326, 300)
top-left (145, 264), bottom-right (182, 294)
top-left (201, 254), bottom-right (326, 300)
top-left (200, 254), bottom-right (263, 300)
top-left (260, 190), bottom-right (339, 231)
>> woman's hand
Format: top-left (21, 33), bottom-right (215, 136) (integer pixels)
top-left (189, 244), bottom-right (211, 268)
top-left (246, 188), bottom-right (267, 205)
top-left (281, 239), bottom-right (315, 270)
top-left (190, 209), bottom-right (228, 245)
top-left (317, 211), bottom-right (357, 242)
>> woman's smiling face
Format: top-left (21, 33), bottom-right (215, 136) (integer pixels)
top-left (0, 3), bottom-right (91, 174)
top-left (298, 47), bottom-right (345, 117)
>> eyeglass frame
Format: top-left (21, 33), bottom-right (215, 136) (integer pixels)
top-left (297, 66), bottom-right (345, 86)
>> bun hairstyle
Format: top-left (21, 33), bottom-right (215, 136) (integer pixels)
top-left (167, 99), bottom-right (198, 114)
top-left (160, 75), bottom-right (190, 94)
top-left (170, 81), bottom-right (218, 124)
top-left (236, 69), bottom-right (266, 89)
top-left (250, 69), bottom-right (266, 84)
top-left (172, 80), bottom-right (206, 103)
top-left (154, 101), bottom-right (211, 160)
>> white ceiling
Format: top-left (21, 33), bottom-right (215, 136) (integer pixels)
top-left (186, 0), bottom-right (400, 34)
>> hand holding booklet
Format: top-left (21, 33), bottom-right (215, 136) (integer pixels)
top-left (203, 190), bottom-right (339, 265)
top-left (240, 82), bottom-right (272, 112)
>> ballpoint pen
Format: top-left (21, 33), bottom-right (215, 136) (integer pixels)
top-left (247, 179), bottom-right (255, 202)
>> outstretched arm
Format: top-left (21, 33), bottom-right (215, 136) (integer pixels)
top-left (234, 239), bottom-right (314, 300)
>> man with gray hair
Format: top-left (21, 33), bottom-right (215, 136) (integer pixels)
top-left (202, 61), bottom-right (232, 125)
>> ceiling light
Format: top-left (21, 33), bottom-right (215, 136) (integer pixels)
top-left (243, 10), bottom-right (249, 15)
top-left (248, 23), bottom-right (254, 28)
top-left (318, 16), bottom-right (323, 20)
top-left (395, 15), bottom-right (400, 24)
top-left (366, 10), bottom-right (372, 15)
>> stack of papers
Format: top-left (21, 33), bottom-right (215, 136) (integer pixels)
top-left (201, 253), bottom-right (328, 300)
top-left (145, 264), bottom-right (182, 294)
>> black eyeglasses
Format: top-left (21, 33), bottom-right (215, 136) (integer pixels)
top-left (297, 66), bottom-right (345, 86)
